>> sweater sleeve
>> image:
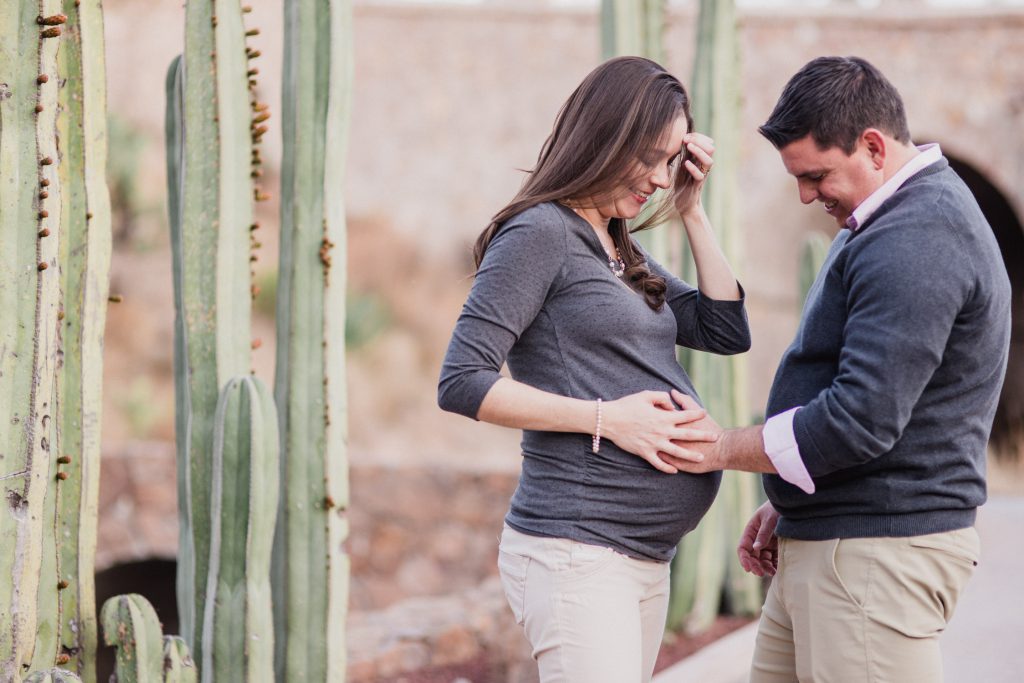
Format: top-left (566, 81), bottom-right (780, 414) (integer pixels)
top-left (792, 222), bottom-right (972, 477)
top-left (645, 252), bottom-right (751, 354)
top-left (437, 207), bottom-right (567, 419)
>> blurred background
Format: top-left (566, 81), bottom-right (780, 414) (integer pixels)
top-left (91, 0), bottom-right (1023, 680)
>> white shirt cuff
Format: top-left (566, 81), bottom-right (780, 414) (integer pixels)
top-left (763, 407), bottom-right (815, 494)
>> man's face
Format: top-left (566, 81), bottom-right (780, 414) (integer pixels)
top-left (778, 134), bottom-right (883, 227)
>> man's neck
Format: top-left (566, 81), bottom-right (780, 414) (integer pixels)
top-left (883, 143), bottom-right (920, 184)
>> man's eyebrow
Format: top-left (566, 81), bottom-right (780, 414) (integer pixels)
top-left (794, 169), bottom-right (827, 179)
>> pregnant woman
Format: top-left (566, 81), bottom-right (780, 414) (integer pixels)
top-left (438, 56), bottom-right (749, 683)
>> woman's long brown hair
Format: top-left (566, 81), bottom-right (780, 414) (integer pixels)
top-left (473, 56), bottom-right (696, 310)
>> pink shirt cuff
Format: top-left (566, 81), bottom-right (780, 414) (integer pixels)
top-left (763, 407), bottom-right (815, 494)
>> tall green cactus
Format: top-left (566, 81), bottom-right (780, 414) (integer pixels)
top-left (166, 0), bottom-right (256, 664)
top-left (0, 2), bottom-right (63, 676)
top-left (665, 0), bottom-right (763, 634)
top-left (271, 0), bottom-right (353, 679)
top-left (201, 376), bottom-right (278, 682)
top-left (600, 0), bottom-right (671, 261)
top-left (601, 0), bottom-right (665, 64)
top-left (46, 1), bottom-right (111, 678)
top-left (800, 231), bottom-right (832, 305)
top-left (100, 594), bottom-right (198, 683)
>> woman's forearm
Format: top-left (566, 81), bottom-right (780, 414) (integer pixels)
top-left (679, 204), bottom-right (741, 301)
top-left (476, 377), bottom-right (597, 433)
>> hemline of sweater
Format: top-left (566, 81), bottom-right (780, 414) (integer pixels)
top-left (775, 507), bottom-right (978, 541)
top-left (503, 517), bottom-right (677, 564)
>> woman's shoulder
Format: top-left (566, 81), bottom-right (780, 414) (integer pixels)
top-left (496, 201), bottom-right (571, 243)
top-left (504, 201), bottom-right (569, 229)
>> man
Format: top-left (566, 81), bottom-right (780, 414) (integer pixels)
top-left (667, 56), bottom-right (1011, 681)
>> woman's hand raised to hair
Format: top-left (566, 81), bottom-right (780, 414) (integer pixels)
top-left (674, 132), bottom-right (716, 219)
top-left (600, 390), bottom-right (717, 473)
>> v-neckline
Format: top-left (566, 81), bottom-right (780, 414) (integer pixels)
top-left (555, 203), bottom-right (637, 293)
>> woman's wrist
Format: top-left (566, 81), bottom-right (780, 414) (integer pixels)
top-left (678, 201), bottom-right (708, 228)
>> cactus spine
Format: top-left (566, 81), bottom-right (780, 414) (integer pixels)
top-left (272, 0), bottom-right (353, 678)
top-left (1, 0), bottom-right (64, 677)
top-left (200, 376), bottom-right (278, 683)
top-left (167, 0), bottom-right (255, 664)
top-left (665, 0), bottom-right (763, 634)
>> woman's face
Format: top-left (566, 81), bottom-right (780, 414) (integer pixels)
top-left (591, 115), bottom-right (689, 223)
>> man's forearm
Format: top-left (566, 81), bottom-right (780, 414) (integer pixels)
top-left (717, 425), bottom-right (778, 474)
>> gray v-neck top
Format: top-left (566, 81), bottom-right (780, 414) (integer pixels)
top-left (438, 201), bottom-right (750, 561)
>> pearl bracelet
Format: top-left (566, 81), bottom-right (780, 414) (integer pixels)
top-left (592, 398), bottom-right (602, 453)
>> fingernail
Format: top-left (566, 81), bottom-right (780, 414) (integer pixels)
top-left (753, 541), bottom-right (762, 549)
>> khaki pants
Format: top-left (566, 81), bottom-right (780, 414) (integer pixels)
top-left (497, 524), bottom-right (670, 683)
top-left (751, 527), bottom-right (980, 683)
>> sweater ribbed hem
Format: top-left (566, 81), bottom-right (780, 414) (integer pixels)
top-left (776, 507), bottom-right (977, 541)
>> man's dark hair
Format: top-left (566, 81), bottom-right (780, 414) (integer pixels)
top-left (758, 56), bottom-right (911, 153)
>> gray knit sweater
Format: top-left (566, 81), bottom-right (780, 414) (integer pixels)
top-left (438, 201), bottom-right (750, 561)
top-left (765, 159), bottom-right (1012, 540)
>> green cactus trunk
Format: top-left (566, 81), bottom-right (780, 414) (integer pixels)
top-left (47, 1), bottom-right (110, 679)
top-left (599, 0), bottom-right (672, 259)
top-left (800, 231), bottom-right (832, 304)
top-left (201, 376), bottom-right (278, 683)
top-left (600, 0), bottom-right (665, 63)
top-left (167, 0), bottom-right (255, 663)
top-left (271, 0), bottom-right (352, 679)
top-left (1, 0), bottom-right (65, 678)
top-left (666, 0), bottom-right (763, 634)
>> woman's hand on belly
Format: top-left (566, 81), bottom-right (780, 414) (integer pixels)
top-left (602, 390), bottom-right (718, 474)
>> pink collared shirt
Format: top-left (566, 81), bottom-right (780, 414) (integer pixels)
top-left (763, 144), bottom-right (944, 495)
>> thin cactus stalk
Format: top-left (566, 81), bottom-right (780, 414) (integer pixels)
top-left (600, 0), bottom-right (666, 64)
top-left (100, 594), bottom-right (168, 683)
top-left (46, 1), bottom-right (111, 679)
top-left (24, 670), bottom-right (83, 683)
top-left (167, 0), bottom-right (255, 663)
top-left (599, 0), bottom-right (672, 260)
top-left (272, 0), bottom-right (352, 679)
top-left (201, 376), bottom-right (278, 683)
top-left (799, 231), bottom-right (832, 305)
top-left (162, 637), bottom-right (198, 683)
top-left (1, 0), bottom-right (65, 678)
top-left (667, 0), bottom-right (763, 634)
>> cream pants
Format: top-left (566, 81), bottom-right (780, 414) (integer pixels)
top-left (751, 527), bottom-right (980, 683)
top-left (497, 524), bottom-right (670, 683)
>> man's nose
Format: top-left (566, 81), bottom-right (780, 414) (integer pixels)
top-left (798, 183), bottom-right (817, 205)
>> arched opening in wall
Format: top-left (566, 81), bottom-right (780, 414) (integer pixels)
top-left (94, 558), bottom-right (178, 681)
top-left (947, 156), bottom-right (1024, 462)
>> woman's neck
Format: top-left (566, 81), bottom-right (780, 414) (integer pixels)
top-left (574, 206), bottom-right (611, 234)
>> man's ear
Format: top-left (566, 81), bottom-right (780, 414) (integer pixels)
top-left (861, 129), bottom-right (887, 170)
